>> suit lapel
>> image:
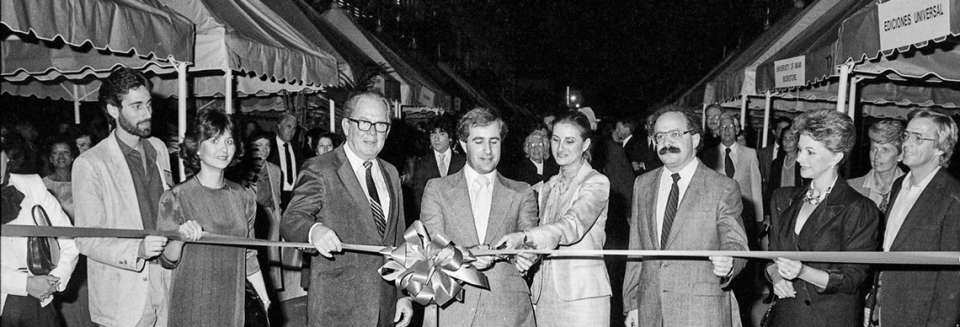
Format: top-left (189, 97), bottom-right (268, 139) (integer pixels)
top-left (423, 152), bottom-right (441, 179)
top-left (378, 158), bottom-right (400, 244)
top-left (800, 179), bottom-right (849, 243)
top-left (644, 168), bottom-right (661, 249)
top-left (452, 171), bottom-right (481, 245)
top-left (334, 148), bottom-right (379, 241)
top-left (890, 171), bottom-right (945, 251)
top-left (484, 174), bottom-right (514, 244)
top-left (779, 188), bottom-right (806, 251)
top-left (666, 164), bottom-right (704, 249)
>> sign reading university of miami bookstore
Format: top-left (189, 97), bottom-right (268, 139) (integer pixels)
top-left (877, 0), bottom-right (951, 52)
top-left (774, 55), bottom-right (806, 89)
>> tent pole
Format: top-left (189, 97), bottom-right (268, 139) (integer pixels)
top-left (224, 69), bottom-right (234, 114)
top-left (740, 93), bottom-right (748, 130)
top-left (175, 61), bottom-right (189, 182)
top-left (836, 63), bottom-right (852, 114)
top-left (702, 104), bottom-right (707, 130)
top-left (329, 98), bottom-right (335, 132)
top-left (73, 85), bottom-right (81, 125)
top-left (762, 91), bottom-right (772, 148)
top-left (847, 75), bottom-right (860, 120)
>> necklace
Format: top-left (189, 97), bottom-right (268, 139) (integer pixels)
top-left (804, 186), bottom-right (832, 206)
top-left (195, 175), bottom-right (224, 189)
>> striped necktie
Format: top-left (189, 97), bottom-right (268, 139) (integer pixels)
top-left (364, 161), bottom-right (386, 236)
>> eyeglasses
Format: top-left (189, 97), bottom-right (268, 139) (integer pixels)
top-left (901, 131), bottom-right (936, 145)
top-left (348, 118), bottom-right (391, 133)
top-left (653, 130), bottom-right (694, 144)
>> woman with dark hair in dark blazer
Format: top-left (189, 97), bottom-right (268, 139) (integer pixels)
top-left (766, 109), bottom-right (880, 327)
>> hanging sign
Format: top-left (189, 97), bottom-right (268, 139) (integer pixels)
top-left (774, 55), bottom-right (806, 88)
top-left (419, 87), bottom-right (436, 107)
top-left (877, 0), bottom-right (951, 52)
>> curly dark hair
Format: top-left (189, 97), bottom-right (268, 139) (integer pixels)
top-left (179, 109), bottom-right (243, 176)
top-left (98, 67), bottom-right (153, 128)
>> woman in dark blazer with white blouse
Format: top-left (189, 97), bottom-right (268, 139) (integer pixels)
top-left (766, 109), bottom-right (881, 327)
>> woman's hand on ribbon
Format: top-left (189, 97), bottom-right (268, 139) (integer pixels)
top-left (773, 279), bottom-right (797, 298)
top-left (776, 257), bottom-right (804, 280)
top-left (177, 220), bottom-right (203, 242)
top-left (494, 232), bottom-right (539, 274)
top-left (26, 275), bottom-right (59, 300)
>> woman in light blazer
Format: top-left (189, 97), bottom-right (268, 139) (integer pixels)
top-left (1, 133), bottom-right (79, 326)
top-left (499, 111), bottom-right (611, 327)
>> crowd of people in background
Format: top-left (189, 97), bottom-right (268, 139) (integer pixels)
top-left (2, 66), bottom-right (958, 327)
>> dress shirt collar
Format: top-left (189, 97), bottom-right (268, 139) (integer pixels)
top-left (721, 141), bottom-right (740, 154)
top-left (434, 148), bottom-right (452, 160)
top-left (344, 143), bottom-right (377, 173)
top-left (902, 166), bottom-right (940, 191)
top-left (463, 163), bottom-right (497, 188)
top-left (622, 134), bottom-right (633, 147)
top-left (861, 167), bottom-right (905, 192)
top-left (661, 157), bottom-right (698, 183)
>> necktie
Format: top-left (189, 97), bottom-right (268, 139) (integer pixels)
top-left (878, 192), bottom-right (890, 213)
top-left (364, 161), bottom-right (386, 236)
top-left (284, 143), bottom-right (294, 185)
top-left (438, 153), bottom-right (447, 177)
top-left (724, 147), bottom-right (736, 178)
top-left (661, 173), bottom-right (681, 249)
top-left (473, 175), bottom-right (491, 242)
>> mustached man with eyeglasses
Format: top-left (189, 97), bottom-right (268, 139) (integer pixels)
top-left (623, 105), bottom-right (749, 327)
top-left (868, 109), bottom-right (960, 327)
top-left (281, 91), bottom-right (414, 327)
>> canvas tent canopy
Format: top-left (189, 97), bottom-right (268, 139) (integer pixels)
top-left (1, 0), bottom-right (195, 125)
top-left (753, 0), bottom-right (959, 119)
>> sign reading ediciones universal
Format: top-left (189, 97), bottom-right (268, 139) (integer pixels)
top-left (774, 56), bottom-right (806, 89)
top-left (877, 0), bottom-right (951, 52)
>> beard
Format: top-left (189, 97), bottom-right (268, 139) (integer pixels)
top-left (118, 114), bottom-right (151, 138)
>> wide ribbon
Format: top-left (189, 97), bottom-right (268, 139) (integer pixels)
top-left (377, 221), bottom-right (489, 306)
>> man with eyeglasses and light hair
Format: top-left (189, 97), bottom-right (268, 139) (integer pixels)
top-left (868, 109), bottom-right (959, 327)
top-left (623, 105), bottom-right (748, 327)
top-left (281, 91), bottom-right (413, 327)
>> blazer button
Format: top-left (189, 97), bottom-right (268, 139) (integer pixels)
top-left (804, 300), bottom-right (811, 306)
top-left (120, 260), bottom-right (127, 265)
top-left (143, 277), bottom-right (148, 282)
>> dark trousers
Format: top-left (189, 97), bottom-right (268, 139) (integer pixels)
top-left (1, 294), bottom-right (61, 327)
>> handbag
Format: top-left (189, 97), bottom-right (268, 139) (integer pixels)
top-left (27, 205), bottom-right (60, 275)
top-left (244, 280), bottom-right (271, 327)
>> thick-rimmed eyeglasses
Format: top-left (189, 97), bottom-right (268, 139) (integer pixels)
top-left (348, 118), bottom-right (391, 133)
top-left (653, 130), bottom-right (694, 144)
top-left (901, 131), bottom-right (936, 145)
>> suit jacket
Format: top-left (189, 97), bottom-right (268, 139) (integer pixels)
top-left (767, 179), bottom-right (880, 326)
top-left (707, 143), bottom-right (764, 222)
top-left (506, 157), bottom-right (559, 187)
top-left (411, 150), bottom-right (466, 209)
top-left (623, 135), bottom-right (649, 175)
top-left (877, 170), bottom-right (960, 327)
top-left (73, 131), bottom-right (173, 327)
top-left (757, 145), bottom-right (776, 194)
top-left (269, 136), bottom-right (305, 189)
top-left (254, 161), bottom-right (287, 290)
top-left (623, 160), bottom-right (749, 327)
top-left (280, 146), bottom-right (405, 327)
top-left (527, 163), bottom-right (611, 303)
top-left (419, 169), bottom-right (538, 327)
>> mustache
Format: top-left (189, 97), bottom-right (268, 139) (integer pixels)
top-left (659, 146), bottom-right (681, 155)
